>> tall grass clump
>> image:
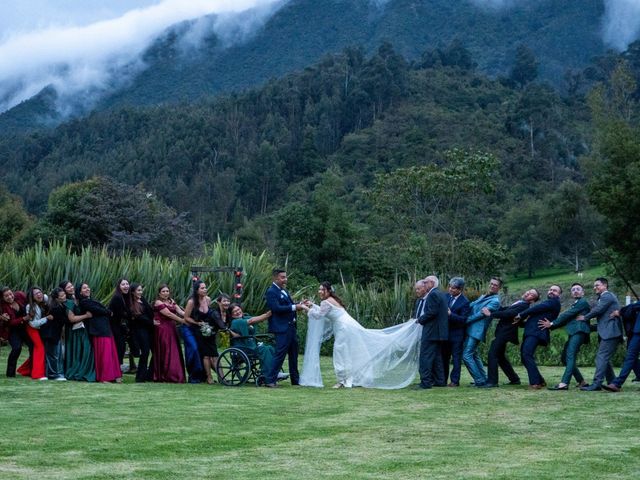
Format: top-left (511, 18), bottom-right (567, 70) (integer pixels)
top-left (0, 239), bottom-right (277, 313)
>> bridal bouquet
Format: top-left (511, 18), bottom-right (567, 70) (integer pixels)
top-left (200, 323), bottom-right (213, 337)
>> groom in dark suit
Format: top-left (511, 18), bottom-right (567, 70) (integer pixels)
top-left (264, 269), bottom-right (305, 387)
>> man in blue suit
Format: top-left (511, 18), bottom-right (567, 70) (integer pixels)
top-left (464, 277), bottom-right (503, 387)
top-left (442, 277), bottom-right (471, 387)
top-left (514, 285), bottom-right (562, 389)
top-left (264, 269), bottom-right (305, 388)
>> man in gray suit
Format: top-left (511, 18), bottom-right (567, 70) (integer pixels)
top-left (415, 276), bottom-right (449, 389)
top-left (579, 277), bottom-right (623, 391)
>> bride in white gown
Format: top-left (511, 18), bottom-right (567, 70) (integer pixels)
top-left (299, 282), bottom-right (422, 389)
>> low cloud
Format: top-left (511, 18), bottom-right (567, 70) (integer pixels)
top-left (602, 0), bottom-right (640, 50)
top-left (0, 0), bottom-right (285, 115)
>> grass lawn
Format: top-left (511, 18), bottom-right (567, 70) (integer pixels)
top-left (1, 354), bottom-right (639, 480)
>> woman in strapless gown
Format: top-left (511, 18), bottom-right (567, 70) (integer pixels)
top-left (299, 281), bottom-right (422, 389)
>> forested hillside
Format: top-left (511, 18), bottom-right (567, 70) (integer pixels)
top-left (5, 37), bottom-right (638, 285)
top-left (0, 0), bottom-right (608, 132)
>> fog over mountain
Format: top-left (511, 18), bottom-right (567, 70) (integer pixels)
top-left (0, 0), bottom-right (285, 114)
top-left (0, 0), bottom-right (639, 127)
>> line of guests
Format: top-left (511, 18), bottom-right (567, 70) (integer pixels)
top-left (0, 279), bottom-right (272, 384)
top-left (414, 275), bottom-right (640, 392)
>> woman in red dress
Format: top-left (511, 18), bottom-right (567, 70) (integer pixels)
top-left (152, 284), bottom-right (186, 383)
top-left (17, 287), bottom-right (49, 380)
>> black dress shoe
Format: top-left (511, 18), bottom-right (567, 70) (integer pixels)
top-left (580, 384), bottom-right (602, 391)
top-left (264, 383), bottom-right (279, 388)
top-left (548, 384), bottom-right (568, 391)
top-left (602, 383), bottom-right (621, 392)
top-left (505, 380), bottom-right (521, 385)
top-left (477, 383), bottom-right (498, 388)
top-left (410, 384), bottom-right (432, 390)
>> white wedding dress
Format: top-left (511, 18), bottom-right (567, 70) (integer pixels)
top-left (299, 300), bottom-right (422, 389)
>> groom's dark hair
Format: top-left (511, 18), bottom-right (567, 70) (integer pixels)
top-left (272, 268), bottom-right (286, 277)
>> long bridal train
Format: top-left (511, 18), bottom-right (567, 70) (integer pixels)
top-left (299, 301), bottom-right (422, 389)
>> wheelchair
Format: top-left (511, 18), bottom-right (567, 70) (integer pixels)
top-left (215, 333), bottom-right (275, 387)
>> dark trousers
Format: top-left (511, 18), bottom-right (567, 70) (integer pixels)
top-left (133, 327), bottom-right (153, 382)
top-left (613, 333), bottom-right (640, 387)
top-left (487, 336), bottom-right (520, 385)
top-left (442, 338), bottom-right (464, 385)
top-left (267, 326), bottom-right (299, 385)
top-left (419, 335), bottom-right (445, 388)
top-left (593, 336), bottom-right (622, 386)
top-left (43, 338), bottom-right (64, 378)
top-left (180, 324), bottom-right (204, 383)
top-left (111, 322), bottom-right (126, 365)
top-left (7, 328), bottom-right (32, 377)
top-left (560, 333), bottom-right (588, 385)
top-left (521, 336), bottom-right (545, 386)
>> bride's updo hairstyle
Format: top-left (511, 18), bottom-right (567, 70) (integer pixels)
top-left (320, 281), bottom-right (345, 308)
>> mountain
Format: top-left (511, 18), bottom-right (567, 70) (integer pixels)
top-left (0, 0), bottom-right (608, 133)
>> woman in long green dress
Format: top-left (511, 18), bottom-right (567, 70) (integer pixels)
top-left (60, 281), bottom-right (96, 382)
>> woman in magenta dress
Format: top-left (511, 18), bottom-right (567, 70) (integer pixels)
top-left (76, 282), bottom-right (122, 383)
top-left (153, 284), bottom-right (186, 383)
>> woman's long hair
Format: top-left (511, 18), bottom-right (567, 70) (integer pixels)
top-left (128, 282), bottom-right (143, 316)
top-left (48, 287), bottom-right (65, 311)
top-left (191, 280), bottom-right (205, 313)
top-left (321, 281), bottom-right (345, 307)
top-left (27, 286), bottom-right (49, 316)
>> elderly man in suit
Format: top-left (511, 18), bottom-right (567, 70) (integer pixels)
top-left (463, 277), bottom-right (503, 387)
top-left (415, 276), bottom-right (449, 389)
top-left (580, 277), bottom-right (622, 391)
top-left (263, 269), bottom-right (306, 388)
top-left (539, 283), bottom-right (591, 390)
top-left (480, 288), bottom-right (540, 388)
top-left (442, 277), bottom-right (471, 387)
top-left (514, 284), bottom-right (562, 389)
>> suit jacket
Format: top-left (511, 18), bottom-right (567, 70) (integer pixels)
top-left (446, 293), bottom-right (470, 342)
top-left (417, 288), bottom-right (448, 341)
top-left (584, 291), bottom-right (622, 340)
top-left (518, 297), bottom-right (561, 346)
top-left (466, 293), bottom-right (501, 342)
top-left (491, 299), bottom-right (531, 345)
top-left (39, 304), bottom-right (66, 341)
top-left (620, 301), bottom-right (640, 336)
top-left (265, 283), bottom-right (296, 334)
top-left (78, 297), bottom-right (113, 337)
top-left (551, 297), bottom-right (591, 337)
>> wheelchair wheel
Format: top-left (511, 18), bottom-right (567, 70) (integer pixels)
top-left (216, 348), bottom-right (251, 386)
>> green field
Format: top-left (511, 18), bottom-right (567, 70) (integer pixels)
top-left (1, 354), bottom-right (639, 480)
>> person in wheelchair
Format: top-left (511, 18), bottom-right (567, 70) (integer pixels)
top-left (227, 304), bottom-right (275, 379)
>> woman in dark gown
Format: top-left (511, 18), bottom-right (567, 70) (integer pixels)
top-left (60, 281), bottom-right (95, 382)
top-left (0, 288), bottom-right (31, 378)
top-left (76, 282), bottom-right (122, 383)
top-left (184, 281), bottom-right (225, 385)
top-left (128, 283), bottom-right (155, 382)
top-left (152, 284), bottom-right (186, 383)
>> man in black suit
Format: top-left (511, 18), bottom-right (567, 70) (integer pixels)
top-left (515, 285), bottom-right (562, 389)
top-left (415, 276), bottom-right (449, 389)
top-left (480, 288), bottom-right (539, 388)
top-left (442, 277), bottom-right (470, 387)
top-left (263, 269), bottom-right (306, 388)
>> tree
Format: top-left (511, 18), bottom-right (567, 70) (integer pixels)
top-left (0, 184), bottom-right (32, 248)
top-left (510, 45), bottom-right (539, 89)
top-left (25, 177), bottom-right (202, 257)
top-left (585, 62), bottom-right (640, 280)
